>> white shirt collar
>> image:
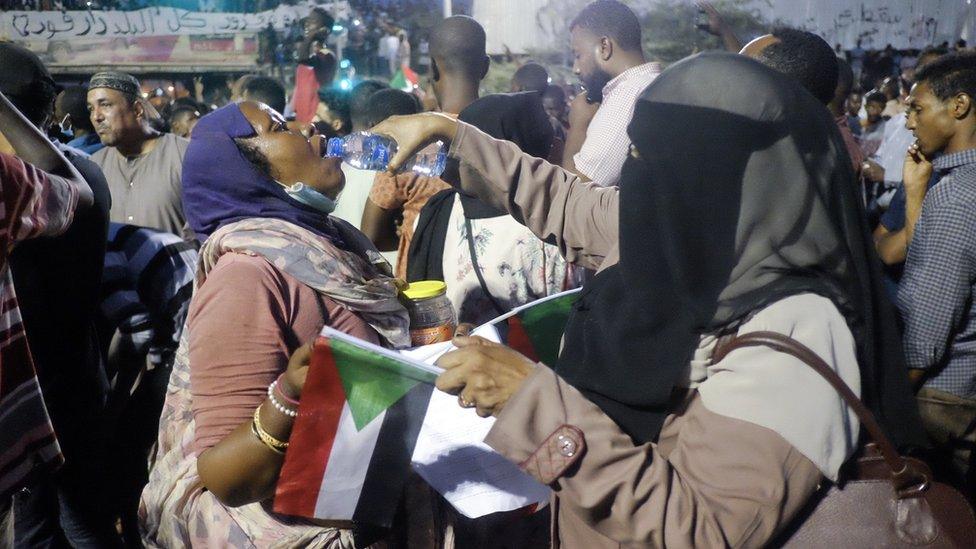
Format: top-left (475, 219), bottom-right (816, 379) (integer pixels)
top-left (602, 61), bottom-right (664, 97)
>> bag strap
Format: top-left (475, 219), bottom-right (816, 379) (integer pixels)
top-left (712, 331), bottom-right (928, 498)
top-left (463, 216), bottom-right (507, 316)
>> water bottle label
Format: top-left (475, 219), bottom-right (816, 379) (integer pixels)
top-left (325, 137), bottom-right (344, 158)
top-left (374, 145), bottom-right (390, 167)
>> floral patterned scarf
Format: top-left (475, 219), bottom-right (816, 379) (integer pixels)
top-left (198, 217), bottom-right (410, 348)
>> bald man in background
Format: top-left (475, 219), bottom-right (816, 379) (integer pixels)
top-left (428, 15), bottom-right (490, 115)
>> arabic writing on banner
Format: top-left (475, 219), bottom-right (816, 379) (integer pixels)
top-left (0, 0), bottom-right (350, 41)
top-left (741, 0), bottom-right (973, 50)
top-left (17, 34), bottom-right (259, 69)
top-left (476, 0), bottom-right (974, 55)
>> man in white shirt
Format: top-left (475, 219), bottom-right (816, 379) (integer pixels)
top-left (563, 0), bottom-right (661, 187)
top-left (378, 24), bottom-right (400, 78)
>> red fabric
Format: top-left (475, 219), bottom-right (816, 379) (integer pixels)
top-left (402, 65), bottom-right (419, 86)
top-left (368, 172), bottom-right (450, 279)
top-left (293, 64), bottom-right (321, 124)
top-left (506, 316), bottom-right (540, 363)
top-left (835, 115), bottom-right (864, 180)
top-left (0, 152), bottom-right (77, 498)
top-left (274, 337), bottom-right (348, 517)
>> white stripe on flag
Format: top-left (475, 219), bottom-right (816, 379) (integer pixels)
top-left (313, 401), bottom-right (386, 520)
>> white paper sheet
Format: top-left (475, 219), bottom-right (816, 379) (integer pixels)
top-left (404, 326), bottom-right (551, 519)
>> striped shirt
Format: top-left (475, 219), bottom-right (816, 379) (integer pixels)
top-left (100, 223), bottom-right (197, 371)
top-left (899, 147), bottom-right (976, 398)
top-left (573, 62), bottom-right (662, 188)
top-left (0, 152), bottom-right (79, 500)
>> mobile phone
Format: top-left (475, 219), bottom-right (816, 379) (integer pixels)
top-left (584, 85), bottom-right (603, 104)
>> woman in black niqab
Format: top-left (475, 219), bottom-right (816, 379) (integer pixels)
top-left (554, 52), bottom-right (925, 449)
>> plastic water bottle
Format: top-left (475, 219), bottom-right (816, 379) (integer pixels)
top-left (325, 132), bottom-right (448, 177)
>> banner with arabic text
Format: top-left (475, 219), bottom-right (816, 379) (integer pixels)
top-left (14, 34), bottom-right (260, 71)
top-left (0, 1), bottom-right (349, 41)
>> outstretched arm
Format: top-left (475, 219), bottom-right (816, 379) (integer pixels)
top-left (0, 91), bottom-right (92, 209)
top-left (372, 113), bottom-right (618, 270)
top-left (698, 1), bottom-right (743, 52)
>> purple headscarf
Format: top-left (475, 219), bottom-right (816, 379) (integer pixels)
top-left (182, 102), bottom-right (343, 242)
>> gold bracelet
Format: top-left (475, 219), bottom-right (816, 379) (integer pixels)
top-left (252, 406), bottom-right (288, 454)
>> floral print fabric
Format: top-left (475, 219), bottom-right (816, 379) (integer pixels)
top-left (441, 196), bottom-right (582, 325)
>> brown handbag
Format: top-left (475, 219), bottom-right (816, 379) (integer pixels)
top-left (712, 331), bottom-right (976, 548)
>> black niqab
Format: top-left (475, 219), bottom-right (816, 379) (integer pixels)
top-left (555, 53), bottom-right (925, 449)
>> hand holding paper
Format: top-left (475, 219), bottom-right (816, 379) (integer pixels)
top-left (435, 336), bottom-right (537, 418)
top-left (275, 289), bottom-right (581, 524)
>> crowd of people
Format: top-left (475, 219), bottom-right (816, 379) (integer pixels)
top-left (1, 0), bottom-right (976, 547)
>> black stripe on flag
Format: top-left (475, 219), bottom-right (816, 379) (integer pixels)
top-left (352, 380), bottom-right (434, 529)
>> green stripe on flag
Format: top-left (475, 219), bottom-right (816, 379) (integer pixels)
top-left (330, 338), bottom-right (437, 431)
top-left (517, 293), bottom-right (576, 365)
top-left (390, 69), bottom-right (407, 89)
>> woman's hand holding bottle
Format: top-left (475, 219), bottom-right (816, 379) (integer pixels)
top-left (370, 112), bottom-right (460, 173)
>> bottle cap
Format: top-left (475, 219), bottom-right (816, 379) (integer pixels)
top-left (403, 280), bottom-right (447, 300)
top-left (325, 137), bottom-right (343, 158)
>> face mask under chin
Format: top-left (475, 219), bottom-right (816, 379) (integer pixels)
top-left (281, 181), bottom-right (337, 214)
top-left (59, 115), bottom-right (73, 139)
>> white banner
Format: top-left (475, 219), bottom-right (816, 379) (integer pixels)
top-left (742, 0), bottom-right (975, 50)
top-left (473, 0), bottom-right (976, 54)
top-left (0, 1), bottom-right (350, 41)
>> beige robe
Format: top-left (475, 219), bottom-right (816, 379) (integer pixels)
top-left (447, 122), bottom-right (861, 548)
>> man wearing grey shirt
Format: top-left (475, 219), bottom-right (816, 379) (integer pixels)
top-left (899, 52), bottom-right (976, 494)
top-left (88, 72), bottom-right (188, 237)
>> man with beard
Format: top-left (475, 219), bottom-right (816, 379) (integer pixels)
top-left (563, 0), bottom-right (661, 187)
top-left (88, 72), bottom-right (188, 237)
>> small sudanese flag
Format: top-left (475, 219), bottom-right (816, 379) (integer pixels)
top-left (485, 289), bottom-right (580, 365)
top-left (274, 331), bottom-right (434, 527)
top-left (390, 66), bottom-right (419, 91)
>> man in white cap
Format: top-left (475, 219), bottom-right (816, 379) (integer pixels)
top-left (88, 71), bottom-right (188, 237)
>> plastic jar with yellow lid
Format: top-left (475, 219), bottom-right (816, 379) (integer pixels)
top-left (402, 280), bottom-right (457, 346)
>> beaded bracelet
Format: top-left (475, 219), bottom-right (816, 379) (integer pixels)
top-left (267, 379), bottom-right (298, 417)
top-left (252, 406), bottom-right (288, 454)
top-left (273, 373), bottom-right (301, 406)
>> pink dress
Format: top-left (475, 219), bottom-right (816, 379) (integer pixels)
top-left (139, 253), bottom-right (378, 548)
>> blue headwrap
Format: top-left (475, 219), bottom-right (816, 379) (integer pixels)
top-left (182, 102), bottom-right (343, 243)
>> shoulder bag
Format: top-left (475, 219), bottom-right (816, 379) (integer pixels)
top-left (712, 331), bottom-right (976, 548)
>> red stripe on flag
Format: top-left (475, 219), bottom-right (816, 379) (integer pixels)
top-left (274, 337), bottom-right (348, 517)
top-left (506, 316), bottom-right (539, 362)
